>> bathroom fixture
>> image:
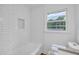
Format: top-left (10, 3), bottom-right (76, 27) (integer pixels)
top-left (68, 42), bottom-right (79, 50)
top-left (50, 44), bottom-right (66, 55)
top-left (50, 44), bottom-right (78, 55)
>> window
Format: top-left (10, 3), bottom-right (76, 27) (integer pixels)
top-left (46, 9), bottom-right (66, 32)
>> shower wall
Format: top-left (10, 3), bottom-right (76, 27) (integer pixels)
top-left (0, 5), bottom-right (30, 54)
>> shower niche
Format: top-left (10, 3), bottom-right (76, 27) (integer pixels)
top-left (18, 18), bottom-right (25, 30)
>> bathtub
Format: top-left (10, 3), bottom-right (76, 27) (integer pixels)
top-left (10, 43), bottom-right (42, 55)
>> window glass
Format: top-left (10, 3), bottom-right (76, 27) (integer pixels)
top-left (47, 10), bottom-right (66, 31)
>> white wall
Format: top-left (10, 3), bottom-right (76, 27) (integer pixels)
top-left (44, 4), bottom-right (76, 45)
top-left (0, 5), bottom-right (30, 54)
top-left (76, 5), bottom-right (79, 43)
top-left (30, 5), bottom-right (44, 44)
top-left (30, 4), bottom-right (76, 52)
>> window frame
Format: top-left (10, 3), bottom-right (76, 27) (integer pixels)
top-left (45, 8), bottom-right (67, 32)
